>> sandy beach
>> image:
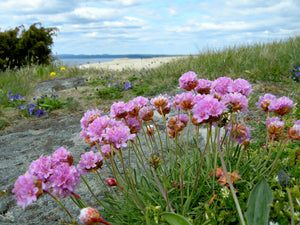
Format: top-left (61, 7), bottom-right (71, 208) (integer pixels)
top-left (79, 56), bottom-right (188, 70)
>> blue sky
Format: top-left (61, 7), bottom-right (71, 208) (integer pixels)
top-left (0, 0), bottom-right (299, 55)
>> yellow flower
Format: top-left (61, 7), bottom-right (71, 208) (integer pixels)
top-left (50, 72), bottom-right (56, 76)
top-left (60, 67), bottom-right (66, 71)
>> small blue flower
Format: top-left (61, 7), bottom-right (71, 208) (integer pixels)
top-left (8, 92), bottom-right (12, 96)
top-left (18, 105), bottom-right (25, 110)
top-left (108, 83), bottom-right (112, 87)
top-left (123, 82), bottom-right (133, 90)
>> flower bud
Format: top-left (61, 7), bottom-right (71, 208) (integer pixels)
top-left (138, 106), bottom-right (154, 121)
top-left (106, 178), bottom-right (118, 187)
top-left (288, 124), bottom-right (300, 140)
top-left (79, 207), bottom-right (111, 225)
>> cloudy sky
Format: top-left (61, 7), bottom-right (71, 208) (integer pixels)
top-left (1, 0), bottom-right (299, 55)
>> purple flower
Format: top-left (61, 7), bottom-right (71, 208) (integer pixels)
top-left (77, 151), bottom-right (103, 174)
top-left (48, 163), bottom-right (80, 198)
top-left (100, 144), bottom-right (112, 156)
top-left (222, 93), bottom-right (248, 113)
top-left (18, 104), bottom-right (25, 110)
top-left (138, 106), bottom-right (154, 121)
top-left (110, 101), bottom-right (128, 119)
top-left (86, 115), bottom-right (114, 143)
top-left (195, 78), bottom-right (212, 94)
top-left (52, 147), bottom-right (73, 166)
top-left (179, 71), bottom-right (199, 91)
top-left (12, 173), bottom-right (43, 209)
top-left (173, 92), bottom-right (195, 111)
top-left (211, 77), bottom-right (233, 95)
top-left (124, 116), bottom-right (141, 134)
top-left (227, 123), bottom-right (251, 144)
top-left (192, 95), bottom-right (227, 124)
top-left (103, 123), bottom-right (136, 149)
top-left (256, 94), bottom-right (277, 112)
top-left (28, 156), bottom-right (54, 182)
top-left (80, 109), bottom-right (103, 130)
top-left (34, 109), bottom-right (45, 117)
top-left (264, 117), bottom-right (284, 137)
top-left (123, 82), bottom-right (133, 90)
top-left (268, 96), bottom-right (296, 116)
top-left (228, 78), bottom-right (252, 96)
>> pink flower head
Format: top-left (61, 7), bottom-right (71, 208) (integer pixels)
top-left (80, 109), bottom-right (103, 129)
top-left (295, 119), bottom-right (300, 125)
top-left (173, 92), bottom-right (195, 111)
top-left (103, 123), bottom-right (136, 149)
top-left (288, 123), bottom-right (300, 140)
top-left (256, 94), bottom-right (277, 112)
top-left (228, 78), bottom-right (252, 96)
top-left (86, 115), bottom-right (114, 143)
top-left (167, 114), bottom-right (189, 132)
top-left (124, 117), bottom-right (141, 134)
top-left (179, 114), bottom-right (189, 125)
top-left (52, 147), bottom-right (73, 166)
top-left (222, 93), bottom-right (248, 113)
top-left (77, 151), bottom-right (103, 174)
top-left (49, 163), bottom-right (81, 198)
top-left (151, 94), bottom-right (169, 109)
top-left (127, 96), bottom-right (149, 117)
top-left (192, 95), bottom-right (227, 124)
top-left (138, 106), bottom-right (154, 121)
top-left (268, 96), bottom-right (296, 116)
top-left (100, 144), bottom-right (113, 157)
top-left (195, 78), bottom-right (212, 94)
top-left (227, 124), bottom-right (251, 144)
top-left (28, 156), bottom-right (54, 182)
top-left (264, 117), bottom-right (285, 137)
top-left (179, 71), bottom-right (199, 91)
top-left (12, 173), bottom-right (43, 209)
top-left (211, 77), bottom-right (233, 95)
top-left (110, 101), bottom-right (128, 119)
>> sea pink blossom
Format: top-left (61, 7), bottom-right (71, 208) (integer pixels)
top-left (127, 96), bottom-right (149, 117)
top-left (195, 78), bottom-right (212, 94)
top-left (100, 144), bottom-right (112, 156)
top-left (12, 173), bottom-right (43, 209)
top-left (52, 147), bottom-right (73, 166)
top-left (103, 123), bottom-right (136, 148)
top-left (28, 156), bottom-right (54, 182)
top-left (124, 116), bottom-right (141, 134)
top-left (80, 109), bottom-right (103, 129)
top-left (179, 71), bottom-right (199, 91)
top-left (110, 101), bottom-right (128, 119)
top-left (268, 96), bottom-right (296, 116)
top-left (192, 95), bottom-right (227, 124)
top-left (264, 117), bottom-right (285, 138)
top-left (138, 106), bottom-right (154, 121)
top-left (48, 163), bottom-right (81, 198)
top-left (151, 94), bottom-right (169, 109)
top-left (256, 94), bottom-right (277, 112)
top-left (211, 77), bottom-right (233, 95)
top-left (288, 123), bottom-right (300, 140)
top-left (228, 78), bottom-right (252, 96)
top-left (227, 124), bottom-right (251, 144)
top-left (222, 93), bottom-right (248, 113)
top-left (77, 151), bottom-right (103, 174)
top-left (173, 92), bottom-right (195, 111)
top-left (86, 115), bottom-right (114, 143)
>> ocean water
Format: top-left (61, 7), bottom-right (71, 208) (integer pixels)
top-left (55, 57), bottom-right (120, 66)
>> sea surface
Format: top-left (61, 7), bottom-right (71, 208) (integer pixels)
top-left (55, 57), bottom-right (121, 66)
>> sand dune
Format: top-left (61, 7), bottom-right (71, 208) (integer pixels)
top-left (79, 56), bottom-right (188, 70)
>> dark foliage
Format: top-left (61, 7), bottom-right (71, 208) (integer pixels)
top-left (0, 23), bottom-right (58, 71)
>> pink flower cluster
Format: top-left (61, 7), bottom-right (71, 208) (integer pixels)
top-left (256, 94), bottom-right (296, 116)
top-left (77, 150), bottom-right (104, 174)
top-left (12, 147), bottom-right (81, 209)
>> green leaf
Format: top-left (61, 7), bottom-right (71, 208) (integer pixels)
top-left (246, 178), bottom-right (273, 225)
top-left (161, 212), bottom-right (192, 225)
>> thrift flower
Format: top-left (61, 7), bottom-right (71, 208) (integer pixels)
top-left (86, 115), bottom-right (113, 143)
top-left (80, 109), bottom-right (103, 130)
top-left (124, 117), bottom-right (141, 134)
top-left (151, 94), bottom-right (169, 109)
top-left (138, 106), bottom-right (154, 121)
top-left (103, 123), bottom-right (135, 149)
top-left (28, 156), bottom-right (54, 182)
top-left (78, 151), bottom-right (103, 174)
top-left (12, 173), bottom-right (43, 209)
top-left (100, 144), bottom-right (113, 157)
top-left (256, 93), bottom-right (277, 112)
top-left (79, 207), bottom-right (111, 225)
top-left (127, 96), bottom-right (149, 117)
top-left (264, 117), bottom-right (285, 138)
top-left (228, 78), bottom-right (252, 96)
top-left (48, 163), bottom-right (81, 198)
top-left (179, 71), bottom-right (199, 91)
top-left (288, 121), bottom-right (300, 140)
top-left (52, 147), bottom-right (73, 166)
top-left (228, 123), bottom-right (251, 144)
top-left (268, 96), bottom-right (296, 116)
top-left (222, 93), bottom-right (248, 113)
top-left (211, 77), bottom-right (233, 95)
top-left (195, 78), bottom-right (212, 94)
top-left (110, 101), bottom-right (128, 119)
top-left (173, 92), bottom-right (195, 111)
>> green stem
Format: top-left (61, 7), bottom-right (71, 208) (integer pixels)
top-left (287, 188), bottom-right (295, 225)
top-left (216, 130), bottom-right (246, 225)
